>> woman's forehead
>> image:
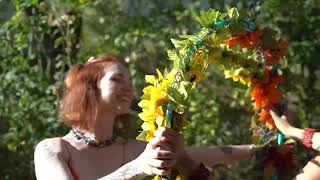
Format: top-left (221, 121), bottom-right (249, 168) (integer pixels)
top-left (104, 63), bottom-right (129, 76)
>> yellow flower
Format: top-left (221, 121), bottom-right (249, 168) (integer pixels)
top-left (138, 107), bottom-right (155, 122)
top-left (140, 106), bottom-right (166, 142)
top-left (224, 69), bottom-right (251, 86)
top-left (186, 70), bottom-right (204, 83)
top-left (145, 75), bottom-right (157, 85)
top-left (141, 121), bottom-right (156, 131)
top-left (146, 131), bottom-right (155, 142)
top-left (144, 69), bottom-right (164, 85)
top-left (138, 69), bottom-right (174, 141)
top-left (193, 49), bottom-right (209, 69)
top-left (155, 106), bottom-right (166, 127)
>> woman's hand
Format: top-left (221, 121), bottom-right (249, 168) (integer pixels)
top-left (269, 109), bottom-right (303, 139)
top-left (134, 133), bottom-right (178, 176)
top-left (153, 128), bottom-right (199, 178)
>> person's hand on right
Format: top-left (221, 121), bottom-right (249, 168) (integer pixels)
top-left (269, 109), bottom-right (293, 137)
top-left (269, 109), bottom-right (304, 140)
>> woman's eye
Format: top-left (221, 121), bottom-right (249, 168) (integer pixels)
top-left (111, 77), bottom-right (122, 82)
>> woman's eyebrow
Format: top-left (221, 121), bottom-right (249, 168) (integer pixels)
top-left (112, 73), bottom-right (125, 78)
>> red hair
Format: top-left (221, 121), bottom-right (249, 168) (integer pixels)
top-left (59, 56), bottom-right (119, 130)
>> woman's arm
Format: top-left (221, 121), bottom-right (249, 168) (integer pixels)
top-left (99, 135), bottom-right (178, 180)
top-left (98, 159), bottom-right (147, 180)
top-left (34, 139), bottom-right (73, 180)
top-left (294, 155), bottom-right (320, 180)
top-left (186, 144), bottom-right (254, 166)
top-left (269, 109), bottom-right (320, 151)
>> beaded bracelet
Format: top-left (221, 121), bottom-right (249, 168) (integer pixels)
top-left (187, 163), bottom-right (210, 180)
top-left (301, 128), bottom-right (315, 149)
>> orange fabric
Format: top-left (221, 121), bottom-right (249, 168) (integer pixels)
top-left (121, 143), bottom-right (126, 166)
top-left (67, 158), bottom-right (80, 180)
top-left (62, 139), bottom-right (127, 180)
top-left (62, 140), bottom-right (80, 180)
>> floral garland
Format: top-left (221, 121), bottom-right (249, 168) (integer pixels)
top-left (137, 7), bottom-right (291, 179)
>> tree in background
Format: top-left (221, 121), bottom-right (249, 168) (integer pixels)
top-left (0, 0), bottom-right (319, 179)
top-left (0, 0), bottom-right (85, 179)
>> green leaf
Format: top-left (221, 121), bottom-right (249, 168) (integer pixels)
top-left (197, 9), bottom-right (220, 28)
top-left (167, 81), bottom-right (193, 114)
top-left (177, 82), bottom-right (188, 99)
top-left (284, 138), bottom-right (296, 144)
top-left (179, 34), bottom-right (198, 41)
top-left (277, 68), bottom-right (283, 76)
top-left (167, 50), bottom-right (180, 62)
top-left (219, 12), bottom-right (228, 20)
top-left (279, 57), bottom-right (288, 69)
top-left (227, 7), bottom-right (239, 19)
top-left (136, 132), bottom-right (147, 141)
top-left (152, 175), bottom-right (167, 180)
top-left (167, 50), bottom-right (182, 72)
top-left (170, 38), bottom-right (190, 49)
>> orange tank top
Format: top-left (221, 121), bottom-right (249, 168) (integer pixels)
top-left (62, 139), bottom-right (127, 180)
top-left (62, 140), bottom-right (80, 180)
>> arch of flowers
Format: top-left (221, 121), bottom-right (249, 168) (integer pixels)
top-left (137, 7), bottom-right (290, 179)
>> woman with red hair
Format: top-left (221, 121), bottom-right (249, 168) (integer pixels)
top-left (34, 56), bottom-right (256, 180)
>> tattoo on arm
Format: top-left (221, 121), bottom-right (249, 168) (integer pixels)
top-left (98, 160), bottom-right (147, 180)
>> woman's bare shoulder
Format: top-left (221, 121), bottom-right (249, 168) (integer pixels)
top-left (34, 138), bottom-right (73, 179)
top-left (34, 137), bottom-right (67, 160)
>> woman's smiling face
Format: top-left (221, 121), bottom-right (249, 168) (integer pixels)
top-left (98, 63), bottom-right (133, 115)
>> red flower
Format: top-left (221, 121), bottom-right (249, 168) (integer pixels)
top-left (250, 68), bottom-right (284, 129)
top-left (263, 144), bottom-right (294, 176)
top-left (225, 31), bottom-right (264, 48)
top-left (225, 30), bottom-right (288, 65)
top-left (258, 108), bottom-right (275, 129)
top-left (251, 84), bottom-right (282, 110)
top-left (251, 81), bottom-right (283, 110)
top-left (263, 40), bottom-right (288, 64)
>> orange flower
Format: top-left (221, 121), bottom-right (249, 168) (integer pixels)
top-left (225, 31), bottom-right (264, 48)
top-left (258, 108), bottom-right (275, 129)
top-left (264, 40), bottom-right (288, 64)
top-left (250, 68), bottom-right (284, 129)
top-left (251, 84), bottom-right (282, 109)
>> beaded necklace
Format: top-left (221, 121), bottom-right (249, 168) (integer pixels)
top-left (70, 129), bottom-right (114, 148)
